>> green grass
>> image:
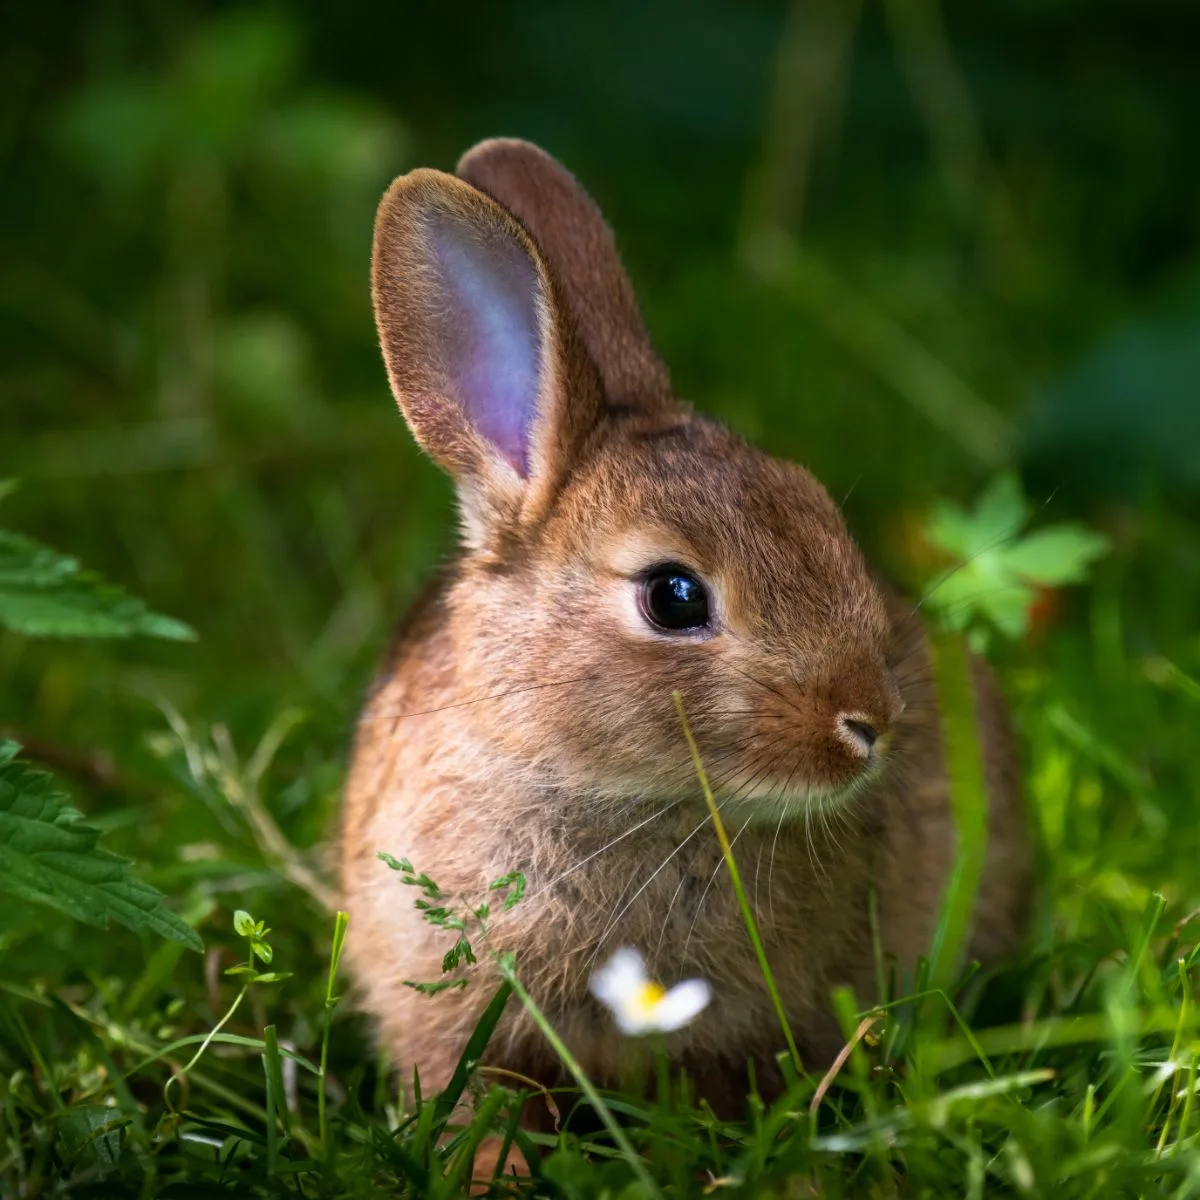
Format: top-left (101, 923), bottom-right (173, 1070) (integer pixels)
top-left (3, 1), bottom-right (1200, 1194)
top-left (2, 564), bottom-right (1199, 1196)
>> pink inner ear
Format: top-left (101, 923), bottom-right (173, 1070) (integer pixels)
top-left (429, 214), bottom-right (542, 477)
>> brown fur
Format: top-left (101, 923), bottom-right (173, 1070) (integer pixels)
top-left (341, 139), bottom-right (1031, 1115)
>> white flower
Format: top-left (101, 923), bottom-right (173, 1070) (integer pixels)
top-left (589, 947), bottom-right (712, 1035)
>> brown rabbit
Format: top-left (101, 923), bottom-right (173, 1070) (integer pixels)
top-left (339, 138), bottom-right (1031, 1113)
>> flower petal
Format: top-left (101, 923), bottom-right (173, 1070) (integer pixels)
top-left (611, 1006), bottom-right (657, 1036)
top-left (651, 979), bottom-right (712, 1032)
top-left (589, 946), bottom-right (647, 1009)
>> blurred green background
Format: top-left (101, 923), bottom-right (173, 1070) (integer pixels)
top-left (2, 0), bottom-right (1198, 977)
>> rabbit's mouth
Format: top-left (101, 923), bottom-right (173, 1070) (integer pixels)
top-left (709, 760), bottom-right (884, 828)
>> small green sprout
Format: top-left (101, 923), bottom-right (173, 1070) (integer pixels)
top-left (164, 907), bottom-right (292, 1110)
top-left (226, 908), bottom-right (292, 984)
top-left (378, 852), bottom-right (525, 995)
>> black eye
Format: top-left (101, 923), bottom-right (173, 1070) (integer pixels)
top-left (639, 565), bottom-right (711, 632)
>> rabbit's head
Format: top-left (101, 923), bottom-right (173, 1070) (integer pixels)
top-left (372, 140), bottom-right (905, 825)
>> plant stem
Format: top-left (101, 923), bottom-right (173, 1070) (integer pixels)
top-left (673, 693), bottom-right (803, 1077)
top-left (319, 910), bottom-right (350, 1157)
top-left (925, 630), bottom-right (988, 992)
top-left (164, 985), bottom-right (247, 1111)
top-left (496, 956), bottom-right (662, 1198)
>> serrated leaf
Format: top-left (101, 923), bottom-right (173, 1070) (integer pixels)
top-left (0, 741), bottom-right (202, 950)
top-left (0, 529), bottom-right (196, 641)
top-left (57, 1103), bottom-right (126, 1167)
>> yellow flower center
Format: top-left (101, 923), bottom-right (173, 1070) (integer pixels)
top-left (632, 981), bottom-right (667, 1016)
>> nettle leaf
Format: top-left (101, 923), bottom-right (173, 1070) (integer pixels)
top-left (0, 529), bottom-right (195, 641)
top-left (0, 741), bottom-right (202, 950)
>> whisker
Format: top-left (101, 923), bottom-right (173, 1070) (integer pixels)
top-left (699, 710), bottom-right (790, 721)
top-left (363, 673), bottom-right (605, 727)
top-left (364, 662), bottom-right (665, 727)
top-left (840, 473), bottom-right (864, 508)
top-left (584, 800), bottom-right (735, 972)
top-left (767, 800), bottom-right (789, 924)
top-left (753, 822), bottom-right (769, 916)
top-left (682, 813), bottom-right (755, 957)
top-left (722, 661), bottom-right (803, 716)
top-left (527, 801), bottom-right (681, 901)
top-left (652, 873), bottom-right (691, 971)
top-left (804, 803), bottom-right (829, 886)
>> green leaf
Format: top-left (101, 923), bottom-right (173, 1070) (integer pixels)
top-left (440, 935), bottom-right (476, 975)
top-left (979, 585), bottom-right (1035, 640)
top-left (232, 909), bottom-right (256, 936)
top-left (928, 474), bottom-right (1029, 559)
top-left (56, 1103), bottom-right (126, 1168)
top-left (1002, 526), bottom-right (1112, 586)
top-left (404, 978), bottom-right (468, 995)
top-left (377, 851), bottom-right (413, 874)
top-left (430, 980), bottom-right (513, 1132)
top-left (968, 474), bottom-right (1031, 548)
top-left (490, 870), bottom-right (527, 910)
top-left (923, 474), bottom-right (1110, 645)
top-left (0, 530), bottom-right (195, 641)
top-left (0, 741), bottom-right (202, 951)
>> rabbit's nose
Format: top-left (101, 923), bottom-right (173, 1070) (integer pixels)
top-left (837, 715), bottom-right (880, 757)
top-left (835, 682), bottom-right (903, 759)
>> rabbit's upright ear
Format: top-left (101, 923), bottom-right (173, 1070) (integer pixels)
top-left (457, 139), bottom-right (672, 410)
top-left (372, 169), bottom-right (604, 539)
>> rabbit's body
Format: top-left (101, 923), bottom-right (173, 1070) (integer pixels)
top-left (339, 139), bottom-right (1030, 1107)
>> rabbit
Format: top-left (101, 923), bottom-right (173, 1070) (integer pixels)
top-left (339, 137), bottom-right (1031, 1115)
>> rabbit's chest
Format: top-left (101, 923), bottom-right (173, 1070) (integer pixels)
top-left (516, 819), bottom-right (867, 997)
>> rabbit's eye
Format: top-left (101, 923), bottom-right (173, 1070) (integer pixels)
top-left (639, 566), bottom-right (711, 632)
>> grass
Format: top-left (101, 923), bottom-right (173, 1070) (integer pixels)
top-left (3, 583), bottom-right (1200, 1196)
top-left (3, 2), bottom-right (1199, 1194)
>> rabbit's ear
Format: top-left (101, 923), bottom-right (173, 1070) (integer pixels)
top-left (372, 169), bottom-right (604, 537)
top-left (457, 139), bottom-right (672, 410)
